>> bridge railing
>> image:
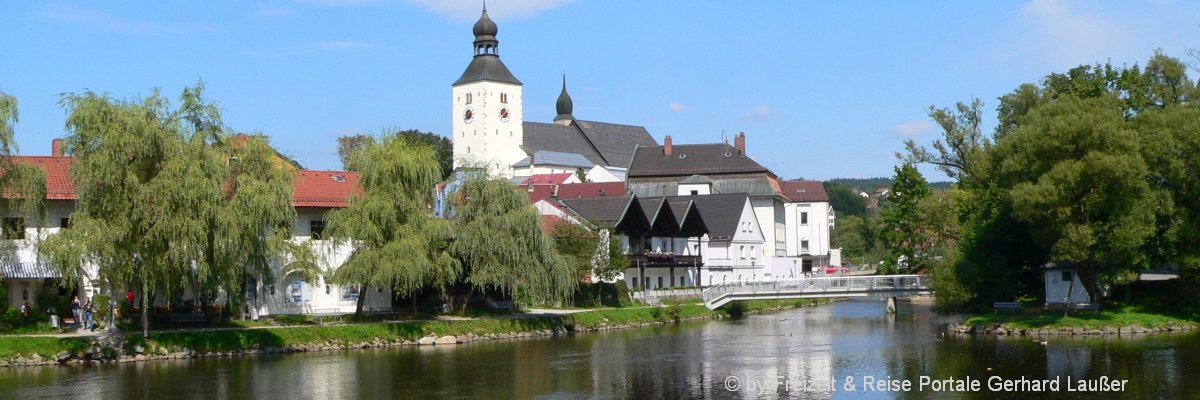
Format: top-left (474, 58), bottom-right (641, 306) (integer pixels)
top-left (701, 275), bottom-right (928, 306)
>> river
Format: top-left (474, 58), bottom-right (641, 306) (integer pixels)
top-left (0, 300), bottom-right (1194, 399)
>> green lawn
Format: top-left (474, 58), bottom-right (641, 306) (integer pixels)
top-left (963, 305), bottom-right (1200, 330)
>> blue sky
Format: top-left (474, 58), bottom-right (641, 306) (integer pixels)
top-left (2, 0), bottom-right (1198, 181)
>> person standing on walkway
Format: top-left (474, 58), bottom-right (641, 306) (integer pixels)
top-left (70, 295), bottom-right (81, 327)
top-left (83, 298), bottom-right (95, 332)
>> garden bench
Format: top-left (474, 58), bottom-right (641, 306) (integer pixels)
top-left (1071, 303), bottom-right (1100, 315)
top-left (993, 302), bottom-right (1022, 313)
top-left (168, 313), bottom-right (205, 328)
top-left (312, 308), bottom-right (344, 324)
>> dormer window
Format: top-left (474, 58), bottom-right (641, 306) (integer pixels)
top-left (331, 175), bottom-right (346, 183)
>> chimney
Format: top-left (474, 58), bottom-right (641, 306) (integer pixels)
top-left (52, 139), bottom-right (65, 157)
top-left (734, 132), bottom-right (746, 154)
top-left (664, 135), bottom-right (673, 157)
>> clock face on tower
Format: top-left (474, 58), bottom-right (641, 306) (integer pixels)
top-left (499, 107), bottom-right (510, 122)
top-left (463, 107), bottom-right (474, 124)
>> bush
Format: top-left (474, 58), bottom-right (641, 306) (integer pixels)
top-left (93, 295), bottom-right (112, 322)
top-left (572, 282), bottom-right (631, 308)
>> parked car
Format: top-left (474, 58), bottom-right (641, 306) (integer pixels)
top-left (822, 265), bottom-right (848, 275)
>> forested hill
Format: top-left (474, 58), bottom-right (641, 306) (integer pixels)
top-left (825, 178), bottom-right (952, 193)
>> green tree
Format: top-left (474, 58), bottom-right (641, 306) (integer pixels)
top-left (551, 223), bottom-right (628, 283)
top-left (831, 215), bottom-right (867, 264)
top-left (880, 164), bottom-right (931, 273)
top-left (823, 181), bottom-right (866, 217)
top-left (998, 96), bottom-right (1163, 302)
top-left (450, 178), bottom-right (576, 308)
top-left (0, 91), bottom-right (47, 226)
top-left (336, 134), bottom-right (374, 171)
top-left (338, 129), bottom-right (452, 179)
top-left (324, 134), bottom-right (455, 315)
top-left (41, 84), bottom-right (310, 336)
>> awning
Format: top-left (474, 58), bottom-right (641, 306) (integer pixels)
top-left (0, 262), bottom-right (61, 279)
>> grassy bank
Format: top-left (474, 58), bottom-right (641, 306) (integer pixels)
top-left (0, 299), bottom-right (829, 360)
top-left (961, 305), bottom-right (1200, 331)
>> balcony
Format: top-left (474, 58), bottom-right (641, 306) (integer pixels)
top-left (628, 253), bottom-right (702, 266)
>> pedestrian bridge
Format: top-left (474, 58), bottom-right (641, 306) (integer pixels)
top-left (701, 275), bottom-right (931, 310)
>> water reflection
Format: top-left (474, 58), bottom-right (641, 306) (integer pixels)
top-left (0, 300), bottom-right (1193, 399)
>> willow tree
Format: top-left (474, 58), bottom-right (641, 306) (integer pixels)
top-left (451, 178), bottom-right (576, 308)
top-left (211, 134), bottom-right (315, 319)
top-left (0, 91), bottom-right (47, 229)
top-left (40, 84), bottom-right (311, 336)
top-left (324, 134), bottom-right (456, 315)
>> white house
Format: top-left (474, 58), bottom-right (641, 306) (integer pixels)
top-left (0, 143), bottom-right (391, 317)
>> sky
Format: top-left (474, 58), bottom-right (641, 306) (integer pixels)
top-left (2, 0), bottom-right (1198, 182)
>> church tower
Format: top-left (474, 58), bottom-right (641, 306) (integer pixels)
top-left (451, 4), bottom-right (525, 175)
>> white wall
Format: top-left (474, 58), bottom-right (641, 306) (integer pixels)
top-left (750, 197), bottom-right (786, 257)
top-left (677, 183), bottom-right (711, 196)
top-left (452, 80), bottom-right (526, 176)
top-left (1045, 269), bottom-right (1091, 305)
top-left (783, 201), bottom-right (835, 269)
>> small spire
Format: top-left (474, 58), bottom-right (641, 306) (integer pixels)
top-left (555, 73), bottom-right (574, 123)
top-left (482, 0), bottom-right (487, 12)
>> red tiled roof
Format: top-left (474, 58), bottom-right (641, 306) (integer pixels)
top-left (780, 180), bottom-right (829, 202)
top-left (292, 170), bottom-right (361, 208)
top-left (8, 143), bottom-right (360, 208)
top-left (525, 185), bottom-right (556, 203)
top-left (556, 182), bottom-right (626, 199)
top-left (539, 214), bottom-right (570, 235)
top-left (519, 173), bottom-right (575, 186)
top-left (8, 156), bottom-right (77, 200)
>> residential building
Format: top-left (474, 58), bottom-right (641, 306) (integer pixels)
top-left (0, 141), bottom-right (389, 315)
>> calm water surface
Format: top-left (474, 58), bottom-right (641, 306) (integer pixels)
top-left (0, 300), bottom-right (1194, 399)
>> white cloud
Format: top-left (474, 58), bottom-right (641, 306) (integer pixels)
top-left (891, 120), bottom-right (932, 138)
top-left (1018, 0), bottom-right (1136, 68)
top-left (250, 41), bottom-right (379, 57)
top-left (738, 104), bottom-right (779, 122)
top-left (42, 5), bottom-right (217, 35)
top-left (668, 101), bottom-right (688, 112)
top-left (408, 0), bottom-right (575, 21)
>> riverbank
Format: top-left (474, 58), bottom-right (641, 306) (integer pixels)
top-left (0, 299), bottom-right (828, 367)
top-left (949, 305), bottom-right (1200, 336)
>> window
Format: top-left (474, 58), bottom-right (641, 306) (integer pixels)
top-left (657, 276), bottom-right (663, 289)
top-left (750, 246), bottom-right (756, 259)
top-left (690, 190), bottom-right (699, 196)
top-left (802, 259), bottom-right (813, 272)
top-left (1061, 271), bottom-right (1073, 282)
top-left (465, 93), bottom-right (472, 104)
top-left (801, 212), bottom-right (809, 225)
top-left (341, 285), bottom-right (360, 302)
top-left (310, 220), bottom-right (326, 240)
top-left (60, 218), bottom-right (70, 229)
top-left (632, 277), bottom-right (638, 289)
top-left (3, 218), bottom-right (25, 240)
top-left (500, 93), bottom-right (508, 103)
top-left (283, 274), bottom-right (312, 303)
top-left (739, 245), bottom-right (746, 259)
top-left (680, 276), bottom-right (686, 287)
top-left (801, 240), bottom-right (809, 252)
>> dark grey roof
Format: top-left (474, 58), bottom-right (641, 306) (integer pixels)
top-left (473, 8), bottom-right (498, 37)
top-left (1, 262), bottom-right (60, 279)
top-left (628, 143), bottom-right (769, 178)
top-left (667, 200), bottom-right (690, 223)
top-left (453, 55), bottom-right (522, 86)
top-left (629, 174), bottom-right (780, 198)
top-left (560, 196), bottom-right (633, 228)
top-left (523, 122), bottom-right (607, 165)
top-left (574, 120), bottom-right (657, 168)
top-left (511, 150), bottom-right (594, 168)
top-left (664, 193), bottom-right (749, 241)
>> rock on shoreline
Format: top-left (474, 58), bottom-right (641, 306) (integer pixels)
top-left (946, 322), bottom-right (1197, 336)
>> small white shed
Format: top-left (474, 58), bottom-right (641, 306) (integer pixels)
top-left (1044, 266), bottom-right (1090, 306)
